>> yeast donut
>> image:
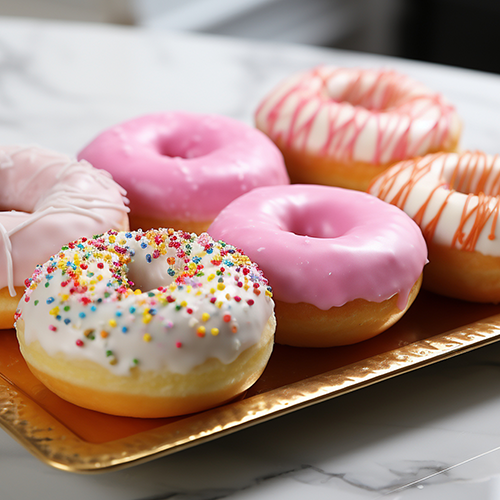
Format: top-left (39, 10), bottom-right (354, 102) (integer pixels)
top-left (255, 66), bottom-right (461, 191)
top-left (369, 151), bottom-right (500, 302)
top-left (15, 228), bottom-right (275, 418)
top-left (0, 145), bottom-right (129, 329)
top-left (208, 184), bottom-right (427, 347)
top-left (78, 112), bottom-right (289, 233)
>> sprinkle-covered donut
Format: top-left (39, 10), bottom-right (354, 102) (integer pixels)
top-left (78, 112), bottom-right (290, 233)
top-left (368, 151), bottom-right (500, 302)
top-left (0, 145), bottom-right (129, 329)
top-left (15, 228), bottom-right (275, 418)
top-left (208, 184), bottom-right (427, 347)
top-left (255, 66), bottom-right (461, 191)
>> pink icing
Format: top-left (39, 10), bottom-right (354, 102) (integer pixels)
top-left (78, 112), bottom-right (290, 222)
top-left (208, 184), bottom-right (427, 310)
top-left (0, 145), bottom-right (129, 295)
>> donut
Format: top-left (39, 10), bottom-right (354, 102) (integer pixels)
top-left (368, 151), bottom-right (500, 303)
top-left (15, 228), bottom-right (275, 418)
top-left (255, 66), bottom-right (461, 191)
top-left (0, 145), bottom-right (129, 330)
top-left (208, 184), bottom-right (427, 347)
top-left (77, 112), bottom-right (290, 233)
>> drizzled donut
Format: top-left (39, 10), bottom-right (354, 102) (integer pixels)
top-left (15, 228), bottom-right (275, 418)
top-left (255, 66), bottom-right (461, 191)
top-left (0, 145), bottom-right (129, 329)
top-left (78, 112), bottom-right (289, 233)
top-left (368, 151), bottom-right (500, 302)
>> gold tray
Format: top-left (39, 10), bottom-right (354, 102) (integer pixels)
top-left (2, 290), bottom-right (500, 474)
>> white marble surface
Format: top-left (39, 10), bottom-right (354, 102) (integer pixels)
top-left (2, 16), bottom-right (500, 500)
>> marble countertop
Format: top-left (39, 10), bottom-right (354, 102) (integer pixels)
top-left (2, 16), bottom-right (500, 500)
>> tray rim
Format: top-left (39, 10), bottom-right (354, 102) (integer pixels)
top-left (2, 312), bottom-right (500, 474)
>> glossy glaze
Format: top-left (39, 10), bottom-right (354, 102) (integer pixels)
top-left (78, 112), bottom-right (289, 223)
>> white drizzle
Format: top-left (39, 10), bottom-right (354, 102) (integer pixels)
top-left (0, 145), bottom-right (129, 296)
top-left (0, 223), bottom-right (14, 295)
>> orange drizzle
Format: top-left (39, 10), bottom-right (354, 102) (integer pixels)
top-left (453, 193), bottom-right (500, 251)
top-left (490, 200), bottom-right (500, 241)
top-left (371, 151), bottom-right (500, 251)
top-left (489, 154), bottom-right (500, 193)
top-left (416, 186), bottom-right (451, 242)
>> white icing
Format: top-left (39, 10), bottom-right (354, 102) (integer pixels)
top-left (368, 151), bottom-right (500, 256)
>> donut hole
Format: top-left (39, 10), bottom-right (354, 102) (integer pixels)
top-left (326, 71), bottom-right (407, 111)
top-left (156, 134), bottom-right (220, 160)
top-left (281, 202), bottom-right (349, 239)
top-left (289, 220), bottom-right (343, 239)
top-left (441, 153), bottom-right (500, 197)
top-left (1, 200), bottom-right (39, 214)
top-left (0, 176), bottom-right (43, 213)
top-left (126, 255), bottom-right (175, 293)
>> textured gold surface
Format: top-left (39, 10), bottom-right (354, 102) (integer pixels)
top-left (2, 290), bottom-right (500, 473)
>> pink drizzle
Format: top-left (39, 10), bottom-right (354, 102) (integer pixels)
top-left (255, 66), bottom-right (461, 164)
top-left (208, 184), bottom-right (427, 310)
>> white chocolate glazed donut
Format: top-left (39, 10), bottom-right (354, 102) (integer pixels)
top-left (15, 228), bottom-right (275, 417)
top-left (255, 66), bottom-right (461, 191)
top-left (208, 184), bottom-right (427, 347)
top-left (0, 145), bottom-right (129, 329)
top-left (368, 151), bottom-right (500, 302)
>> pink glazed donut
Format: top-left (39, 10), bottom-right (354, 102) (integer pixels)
top-left (0, 145), bottom-right (129, 329)
top-left (208, 184), bottom-right (427, 347)
top-left (78, 112), bottom-right (290, 233)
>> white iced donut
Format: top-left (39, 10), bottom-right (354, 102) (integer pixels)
top-left (15, 228), bottom-right (275, 418)
top-left (0, 145), bottom-right (129, 329)
top-left (368, 151), bottom-right (500, 302)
